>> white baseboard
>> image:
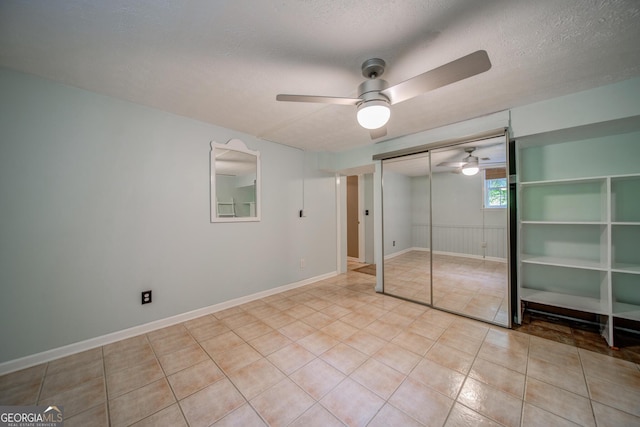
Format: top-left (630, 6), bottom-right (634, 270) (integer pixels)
top-left (433, 249), bottom-right (507, 263)
top-left (384, 247), bottom-right (506, 263)
top-left (383, 247), bottom-right (415, 260)
top-left (0, 271), bottom-right (337, 375)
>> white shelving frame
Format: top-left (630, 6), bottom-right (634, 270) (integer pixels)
top-left (517, 166), bottom-right (640, 347)
top-left (608, 175), bottom-right (640, 326)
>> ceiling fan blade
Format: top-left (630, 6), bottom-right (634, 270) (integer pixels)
top-left (437, 161), bottom-right (468, 168)
top-left (381, 50), bottom-right (491, 105)
top-left (370, 126), bottom-right (387, 140)
top-left (276, 94), bottom-right (360, 106)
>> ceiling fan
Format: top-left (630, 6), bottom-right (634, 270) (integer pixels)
top-left (276, 50), bottom-right (491, 139)
top-left (437, 147), bottom-right (500, 176)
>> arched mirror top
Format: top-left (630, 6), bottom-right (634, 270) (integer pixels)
top-left (210, 139), bottom-right (261, 222)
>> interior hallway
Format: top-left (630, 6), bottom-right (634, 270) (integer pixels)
top-left (1, 270), bottom-right (639, 426)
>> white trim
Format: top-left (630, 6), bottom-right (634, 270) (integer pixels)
top-left (383, 247), bottom-right (417, 260)
top-left (373, 162), bottom-right (383, 292)
top-left (357, 174), bottom-right (365, 263)
top-left (336, 174), bottom-right (340, 273)
top-left (0, 271), bottom-right (337, 375)
top-left (336, 174), bottom-right (345, 274)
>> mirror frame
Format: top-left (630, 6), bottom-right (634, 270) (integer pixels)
top-left (210, 138), bottom-right (261, 223)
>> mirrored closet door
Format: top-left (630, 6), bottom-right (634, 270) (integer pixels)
top-left (380, 132), bottom-right (511, 327)
top-left (430, 139), bottom-right (509, 326)
top-left (382, 152), bottom-right (431, 304)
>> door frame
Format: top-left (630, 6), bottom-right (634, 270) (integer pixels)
top-left (346, 175), bottom-right (365, 262)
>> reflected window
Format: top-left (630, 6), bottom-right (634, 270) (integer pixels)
top-left (484, 168), bottom-right (507, 208)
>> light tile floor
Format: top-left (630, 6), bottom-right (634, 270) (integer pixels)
top-left (1, 271), bottom-right (640, 426)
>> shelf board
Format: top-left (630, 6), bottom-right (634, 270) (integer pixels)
top-left (520, 177), bottom-right (608, 186)
top-left (610, 173), bottom-right (640, 181)
top-left (611, 222), bottom-right (640, 226)
top-left (521, 221), bottom-right (606, 225)
top-left (612, 302), bottom-right (640, 321)
top-left (611, 263), bottom-right (640, 274)
top-left (520, 173), bottom-right (640, 186)
top-left (520, 288), bottom-right (608, 314)
top-left (521, 255), bottom-right (607, 271)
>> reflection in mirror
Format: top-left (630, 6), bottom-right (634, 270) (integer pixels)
top-left (210, 139), bottom-right (261, 222)
top-left (380, 135), bottom-right (510, 327)
top-left (430, 138), bottom-right (509, 325)
top-left (382, 152), bottom-right (431, 304)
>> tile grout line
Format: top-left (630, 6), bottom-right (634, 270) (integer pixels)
top-left (148, 326), bottom-right (190, 427)
top-left (292, 299), bottom-right (370, 424)
top-left (364, 311), bottom-right (435, 427)
top-left (442, 323), bottom-right (491, 426)
top-left (34, 360), bottom-right (49, 406)
top-left (183, 315), bottom-right (266, 425)
top-left (207, 313), bottom-right (275, 427)
top-left (258, 289), bottom-right (392, 425)
top-left (577, 345), bottom-right (599, 426)
top-left (524, 338), bottom-right (599, 426)
top-left (317, 298), bottom-right (394, 426)
top-left (521, 328), bottom-right (531, 427)
top-left (201, 305), bottom-right (323, 426)
top-left (101, 346), bottom-right (110, 427)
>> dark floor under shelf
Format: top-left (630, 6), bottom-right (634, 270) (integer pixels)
top-left (515, 309), bottom-right (640, 364)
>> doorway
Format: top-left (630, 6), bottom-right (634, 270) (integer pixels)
top-left (343, 173), bottom-right (375, 273)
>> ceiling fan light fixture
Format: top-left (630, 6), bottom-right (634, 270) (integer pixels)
top-left (462, 157), bottom-right (479, 176)
top-left (462, 165), bottom-right (479, 176)
top-left (356, 100), bottom-right (390, 130)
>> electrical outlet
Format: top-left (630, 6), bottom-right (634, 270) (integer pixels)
top-left (393, 240), bottom-right (396, 247)
top-left (300, 258), bottom-right (305, 269)
top-left (141, 290), bottom-right (152, 305)
top-left (481, 242), bottom-right (487, 248)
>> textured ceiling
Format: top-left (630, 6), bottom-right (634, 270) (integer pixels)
top-left (1, 1), bottom-right (639, 152)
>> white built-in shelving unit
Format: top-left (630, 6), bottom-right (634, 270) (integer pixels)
top-left (517, 125), bottom-right (640, 347)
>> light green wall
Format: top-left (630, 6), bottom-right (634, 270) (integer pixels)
top-left (511, 77), bottom-right (640, 138)
top-left (0, 68), bottom-right (337, 363)
top-left (382, 171), bottom-right (413, 255)
top-left (519, 131), bottom-right (640, 182)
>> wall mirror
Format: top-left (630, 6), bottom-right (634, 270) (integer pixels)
top-left (210, 139), bottom-right (261, 222)
top-left (379, 131), bottom-right (511, 327)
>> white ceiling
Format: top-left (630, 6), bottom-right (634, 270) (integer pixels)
top-left (1, 1), bottom-right (639, 152)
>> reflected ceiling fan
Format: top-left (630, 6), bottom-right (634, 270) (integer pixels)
top-left (276, 50), bottom-right (491, 139)
top-left (437, 147), bottom-right (501, 176)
